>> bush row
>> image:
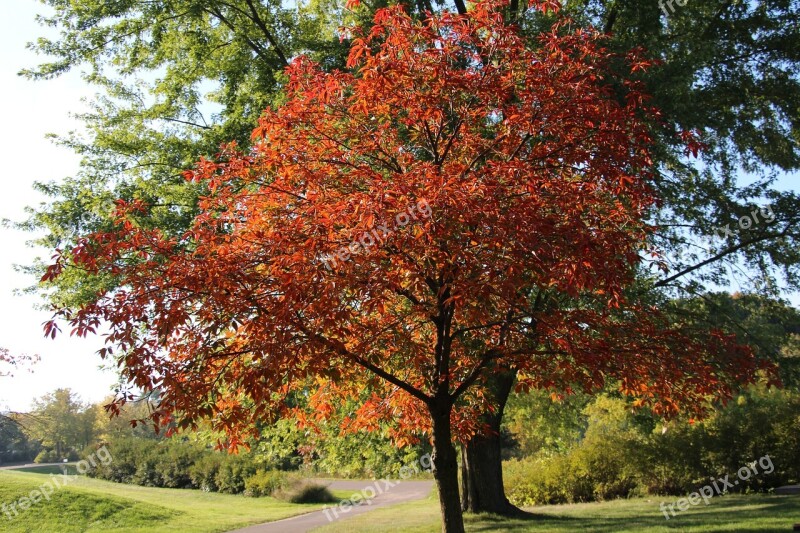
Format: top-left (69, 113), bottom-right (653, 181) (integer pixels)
top-left (82, 437), bottom-right (334, 500)
top-left (504, 387), bottom-right (800, 506)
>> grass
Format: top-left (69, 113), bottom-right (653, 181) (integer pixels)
top-left (311, 492), bottom-right (800, 532)
top-left (2, 467), bottom-right (797, 532)
top-left (0, 470), bottom-right (348, 533)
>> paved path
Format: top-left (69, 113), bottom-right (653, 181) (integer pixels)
top-left (0, 462), bottom-right (68, 470)
top-left (228, 479), bottom-right (433, 533)
top-left (776, 484), bottom-right (800, 495)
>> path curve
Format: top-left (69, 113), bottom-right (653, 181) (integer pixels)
top-left (0, 462), bottom-right (69, 470)
top-left (227, 479), bottom-right (433, 533)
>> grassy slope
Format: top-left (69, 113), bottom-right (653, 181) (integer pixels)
top-left (0, 470), bottom-right (343, 533)
top-left (312, 493), bottom-right (800, 532)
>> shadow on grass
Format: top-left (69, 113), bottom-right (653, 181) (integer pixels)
top-left (463, 494), bottom-right (800, 532)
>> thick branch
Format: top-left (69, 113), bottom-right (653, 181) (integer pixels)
top-left (243, 0), bottom-right (290, 67)
top-left (653, 226), bottom-right (798, 288)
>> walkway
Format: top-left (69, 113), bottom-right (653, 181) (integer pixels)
top-left (227, 479), bottom-right (433, 533)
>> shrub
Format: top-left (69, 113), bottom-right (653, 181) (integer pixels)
top-left (215, 454), bottom-right (258, 494)
top-left (273, 479), bottom-right (337, 504)
top-left (155, 441), bottom-right (205, 489)
top-left (504, 455), bottom-right (572, 506)
top-left (189, 454), bottom-right (223, 492)
top-left (504, 387), bottom-right (800, 506)
top-left (244, 470), bottom-right (288, 497)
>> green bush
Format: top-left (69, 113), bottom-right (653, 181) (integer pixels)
top-left (84, 436), bottom-right (260, 495)
top-left (504, 455), bottom-right (571, 505)
top-left (215, 454), bottom-right (258, 494)
top-left (133, 452), bottom-right (163, 487)
top-left (244, 470), bottom-right (288, 497)
top-left (504, 387), bottom-right (800, 506)
top-left (156, 441), bottom-right (204, 489)
top-left (86, 438), bottom-right (153, 483)
top-left (189, 454), bottom-right (223, 492)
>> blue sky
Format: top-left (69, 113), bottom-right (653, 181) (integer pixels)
top-left (0, 1), bottom-right (797, 413)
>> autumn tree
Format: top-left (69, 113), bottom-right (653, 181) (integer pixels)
top-left (42, 3), bottom-right (772, 530)
top-left (22, 0), bottom-right (800, 515)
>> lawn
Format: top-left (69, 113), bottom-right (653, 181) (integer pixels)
top-left (312, 493), bottom-right (800, 532)
top-left (2, 468), bottom-right (798, 533)
top-left (0, 469), bottom-right (347, 533)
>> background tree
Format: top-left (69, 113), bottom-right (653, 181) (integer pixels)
top-left (43, 4), bottom-right (771, 531)
top-left (0, 417), bottom-right (40, 465)
top-left (23, 388), bottom-right (96, 460)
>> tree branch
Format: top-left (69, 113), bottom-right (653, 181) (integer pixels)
top-left (653, 226), bottom-right (798, 288)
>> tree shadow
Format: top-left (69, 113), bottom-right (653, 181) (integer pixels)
top-left (464, 494), bottom-right (800, 532)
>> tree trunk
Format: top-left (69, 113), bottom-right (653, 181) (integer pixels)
top-left (461, 369), bottom-right (523, 515)
top-left (430, 402), bottom-right (466, 533)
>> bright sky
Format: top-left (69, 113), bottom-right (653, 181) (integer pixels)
top-left (0, 2), bottom-right (797, 413)
top-left (0, 2), bottom-right (117, 412)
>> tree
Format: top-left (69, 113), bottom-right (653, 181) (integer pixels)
top-left (0, 416), bottom-right (40, 465)
top-left (668, 292), bottom-right (800, 388)
top-left (21, 0), bottom-right (800, 514)
top-left (23, 388), bottom-right (95, 460)
top-left (95, 396), bottom-right (162, 441)
top-left (44, 3), bottom-right (770, 530)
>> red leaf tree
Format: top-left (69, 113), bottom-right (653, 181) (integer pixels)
top-left (44, 2), bottom-right (769, 531)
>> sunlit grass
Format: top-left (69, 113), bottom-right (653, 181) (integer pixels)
top-left (312, 492), bottom-right (800, 532)
top-left (0, 470), bottom-right (339, 532)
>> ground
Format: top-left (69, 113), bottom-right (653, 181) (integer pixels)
top-left (1, 468), bottom-right (798, 532)
top-left (0, 469), bottom-right (346, 533)
top-left (311, 493), bottom-right (800, 532)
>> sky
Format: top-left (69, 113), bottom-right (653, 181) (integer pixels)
top-left (0, 2), bottom-right (797, 413)
top-left (0, 1), bottom-right (117, 412)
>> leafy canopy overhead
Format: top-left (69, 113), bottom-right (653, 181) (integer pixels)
top-left (22, 0), bottom-right (800, 312)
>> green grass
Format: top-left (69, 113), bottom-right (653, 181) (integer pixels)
top-left (3, 468), bottom-right (797, 532)
top-left (0, 470), bottom-right (342, 532)
top-left (311, 493), bottom-right (800, 532)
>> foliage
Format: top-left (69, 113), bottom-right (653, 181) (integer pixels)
top-left (253, 391), bottom-right (432, 478)
top-left (215, 454), bottom-right (259, 494)
top-left (94, 396), bottom-right (163, 441)
top-left (188, 453), bottom-right (224, 492)
top-left (503, 389), bottom-right (589, 458)
top-left (667, 292), bottom-right (800, 388)
top-left (504, 387), bottom-right (800, 506)
top-left (20, 0), bottom-right (800, 514)
top-left (21, 388), bottom-right (99, 460)
top-left (45, 0), bottom-right (765, 448)
top-left (0, 347), bottom-right (39, 378)
top-left (84, 436), bottom-right (263, 494)
top-left (244, 470), bottom-right (288, 497)
top-left (0, 417), bottom-right (40, 464)
top-left (41, 4), bottom-right (774, 530)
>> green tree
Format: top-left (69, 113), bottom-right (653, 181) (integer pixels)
top-left (0, 417), bottom-right (40, 465)
top-left (23, 388), bottom-right (95, 459)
